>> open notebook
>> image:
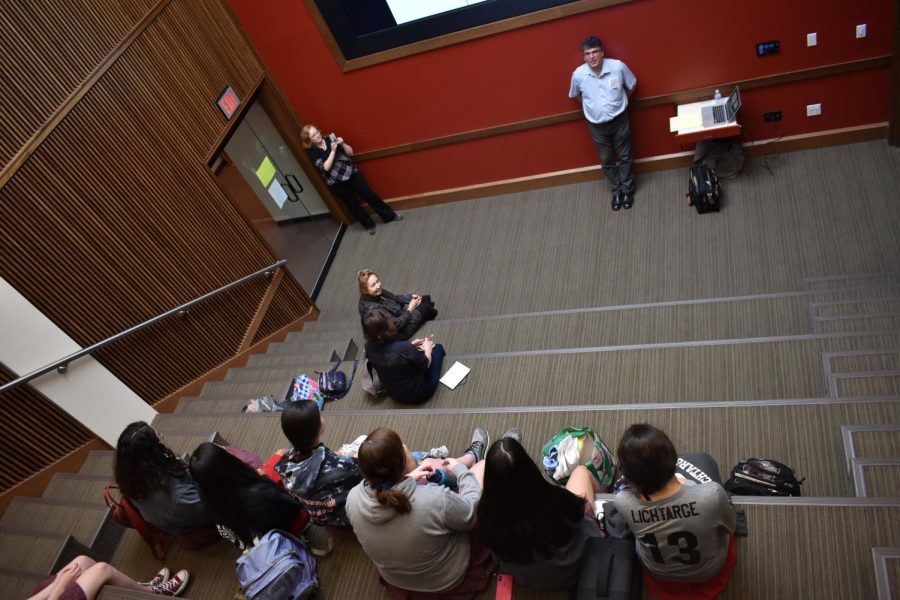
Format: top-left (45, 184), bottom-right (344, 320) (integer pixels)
top-left (439, 361), bottom-right (470, 389)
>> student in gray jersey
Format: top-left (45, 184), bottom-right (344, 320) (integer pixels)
top-left (613, 424), bottom-right (737, 597)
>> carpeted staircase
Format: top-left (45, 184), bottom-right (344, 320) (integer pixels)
top-left (110, 273), bottom-right (900, 600)
top-left (3, 140), bottom-right (900, 598)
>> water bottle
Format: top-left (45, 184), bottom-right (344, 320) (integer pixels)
top-left (714, 89), bottom-right (722, 104)
top-left (427, 468), bottom-right (458, 490)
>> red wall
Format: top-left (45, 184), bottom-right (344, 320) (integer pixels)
top-left (227, 0), bottom-right (892, 199)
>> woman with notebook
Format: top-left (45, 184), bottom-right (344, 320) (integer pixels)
top-left (362, 308), bottom-right (444, 404)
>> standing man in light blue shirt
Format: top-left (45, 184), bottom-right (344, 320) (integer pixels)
top-left (569, 36), bottom-right (638, 211)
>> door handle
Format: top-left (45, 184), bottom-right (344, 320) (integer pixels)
top-left (283, 174), bottom-right (304, 202)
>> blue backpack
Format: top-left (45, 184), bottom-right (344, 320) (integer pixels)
top-left (235, 530), bottom-right (318, 600)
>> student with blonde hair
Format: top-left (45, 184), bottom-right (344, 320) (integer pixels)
top-left (301, 124), bottom-right (400, 235)
top-left (357, 268), bottom-right (437, 340)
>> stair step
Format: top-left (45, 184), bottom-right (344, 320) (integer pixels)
top-left (284, 327), bottom-right (359, 344)
top-left (158, 431), bottom-right (227, 456)
top-left (266, 338), bottom-right (349, 357)
top-left (340, 332), bottom-right (900, 412)
top-left (174, 397), bottom-right (261, 415)
top-left (0, 568), bottom-right (44, 599)
top-left (803, 272), bottom-right (900, 291)
top-left (813, 297), bottom-right (900, 318)
top-left (225, 366), bottom-right (308, 382)
top-left (280, 295), bottom-right (824, 357)
top-left (246, 353), bottom-right (341, 369)
top-left (201, 334), bottom-right (900, 413)
top-left (199, 379), bottom-right (292, 400)
top-left (43, 474), bottom-right (109, 505)
top-left (851, 460), bottom-right (900, 497)
top-left (827, 350), bottom-right (900, 374)
top-left (0, 528), bottom-right (85, 574)
top-left (111, 528), bottom-right (235, 600)
top-left (79, 451), bottom-right (115, 478)
top-left (843, 425), bottom-right (900, 461)
top-left (0, 498), bottom-right (122, 558)
top-left (301, 284), bottom-right (900, 337)
top-left (816, 314), bottom-right (900, 334)
top-left (98, 584), bottom-right (192, 599)
top-left (153, 400), bottom-right (900, 497)
top-left (832, 373), bottom-right (900, 398)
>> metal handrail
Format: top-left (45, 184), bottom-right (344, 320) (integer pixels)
top-left (0, 259), bottom-right (287, 394)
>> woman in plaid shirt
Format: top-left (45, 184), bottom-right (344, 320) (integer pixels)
top-left (302, 124), bottom-right (401, 235)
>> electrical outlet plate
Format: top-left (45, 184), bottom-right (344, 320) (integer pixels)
top-left (807, 32), bottom-right (817, 46)
top-left (856, 24), bottom-right (867, 38)
top-left (764, 111), bottom-right (782, 123)
top-left (806, 103), bottom-right (822, 117)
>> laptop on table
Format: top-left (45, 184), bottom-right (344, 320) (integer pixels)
top-left (701, 86), bottom-right (741, 128)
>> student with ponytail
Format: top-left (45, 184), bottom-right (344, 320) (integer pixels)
top-left (346, 427), bottom-right (495, 597)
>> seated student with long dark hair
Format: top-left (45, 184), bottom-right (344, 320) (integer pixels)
top-left (269, 401), bottom-right (364, 529)
top-left (188, 442), bottom-right (319, 552)
top-left (477, 436), bottom-right (601, 590)
top-left (346, 427), bottom-right (494, 598)
top-left (114, 422), bottom-right (216, 548)
top-left (363, 307), bottom-right (444, 405)
top-left (613, 424), bottom-right (737, 600)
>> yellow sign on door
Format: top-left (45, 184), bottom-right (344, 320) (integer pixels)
top-left (255, 156), bottom-right (276, 187)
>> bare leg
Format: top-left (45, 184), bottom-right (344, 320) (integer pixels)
top-left (28, 556), bottom-right (97, 600)
top-left (74, 562), bottom-right (151, 598)
top-left (469, 460), bottom-right (486, 489)
top-left (566, 465), bottom-right (601, 506)
top-left (456, 448), bottom-right (482, 468)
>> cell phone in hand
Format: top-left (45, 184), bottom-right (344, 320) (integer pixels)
top-left (329, 133), bottom-right (337, 142)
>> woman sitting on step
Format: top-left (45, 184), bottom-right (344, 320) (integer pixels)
top-left (114, 422), bottom-right (217, 549)
top-left (477, 435), bottom-right (602, 591)
top-left (612, 424), bottom-right (737, 600)
top-left (29, 555), bottom-right (188, 598)
top-left (357, 269), bottom-right (437, 341)
top-left (363, 308), bottom-right (445, 405)
top-left (346, 427), bottom-right (494, 598)
top-left (270, 401), bottom-right (364, 529)
top-left (188, 442), bottom-right (332, 556)
top-left (271, 401), bottom-right (459, 532)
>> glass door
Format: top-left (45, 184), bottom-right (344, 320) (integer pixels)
top-left (222, 103), bottom-right (341, 296)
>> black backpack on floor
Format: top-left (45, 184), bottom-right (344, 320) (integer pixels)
top-left (724, 458), bottom-right (804, 496)
top-left (686, 162), bottom-right (721, 214)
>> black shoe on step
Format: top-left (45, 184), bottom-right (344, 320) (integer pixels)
top-left (622, 193), bottom-right (634, 209)
top-left (611, 193), bottom-right (623, 211)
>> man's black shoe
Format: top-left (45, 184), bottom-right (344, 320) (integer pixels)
top-left (622, 193), bottom-right (634, 209)
top-left (611, 192), bottom-right (623, 211)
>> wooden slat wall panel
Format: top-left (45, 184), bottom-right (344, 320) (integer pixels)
top-left (0, 0), bottom-right (157, 168)
top-left (93, 280), bottom-right (272, 401)
top-left (0, 0), bottom-right (315, 493)
top-left (253, 281), bottom-right (317, 345)
top-left (0, 365), bottom-right (93, 493)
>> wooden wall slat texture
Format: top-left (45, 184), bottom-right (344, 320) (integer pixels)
top-left (0, 0), bottom-right (315, 492)
top-left (0, 365), bottom-right (94, 491)
top-left (0, 0), bottom-right (157, 168)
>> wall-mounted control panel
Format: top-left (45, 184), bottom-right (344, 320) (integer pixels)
top-left (756, 40), bottom-right (780, 56)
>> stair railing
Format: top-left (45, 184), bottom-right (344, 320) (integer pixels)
top-left (0, 259), bottom-right (287, 395)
